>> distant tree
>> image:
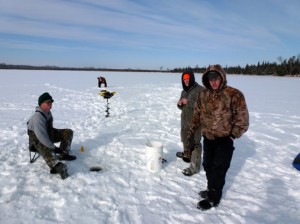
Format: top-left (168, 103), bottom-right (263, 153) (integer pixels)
top-left (277, 56), bottom-right (288, 75)
top-left (288, 56), bottom-right (296, 75)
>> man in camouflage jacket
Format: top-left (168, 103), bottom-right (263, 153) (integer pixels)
top-left (177, 71), bottom-right (204, 176)
top-left (27, 92), bottom-right (76, 179)
top-left (186, 64), bottom-right (249, 210)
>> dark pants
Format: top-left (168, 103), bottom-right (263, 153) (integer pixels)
top-left (202, 136), bottom-right (234, 203)
top-left (48, 128), bottom-right (73, 153)
top-left (98, 81), bottom-right (107, 87)
top-left (28, 128), bottom-right (73, 169)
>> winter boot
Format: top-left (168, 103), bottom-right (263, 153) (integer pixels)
top-left (182, 167), bottom-right (196, 176)
top-left (57, 153), bottom-right (77, 161)
top-left (50, 162), bottom-right (68, 180)
top-left (197, 199), bottom-right (219, 211)
top-left (197, 188), bottom-right (221, 210)
top-left (198, 190), bottom-right (208, 199)
top-left (176, 152), bottom-right (183, 158)
top-left (182, 149), bottom-right (191, 163)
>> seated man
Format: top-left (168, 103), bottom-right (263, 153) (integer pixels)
top-left (27, 92), bottom-right (76, 179)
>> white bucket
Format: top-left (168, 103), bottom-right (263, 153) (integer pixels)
top-left (145, 141), bottom-right (163, 173)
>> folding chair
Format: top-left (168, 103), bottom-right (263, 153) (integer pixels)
top-left (29, 145), bottom-right (40, 163)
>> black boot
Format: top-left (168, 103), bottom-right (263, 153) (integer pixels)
top-left (57, 153), bottom-right (77, 161)
top-left (198, 190), bottom-right (208, 199)
top-left (182, 149), bottom-right (191, 163)
top-left (50, 162), bottom-right (68, 180)
top-left (176, 152), bottom-right (183, 158)
top-left (197, 199), bottom-right (219, 210)
top-left (182, 168), bottom-right (196, 176)
top-left (197, 188), bottom-right (222, 210)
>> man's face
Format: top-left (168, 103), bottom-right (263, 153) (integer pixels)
top-left (209, 76), bottom-right (222, 90)
top-left (40, 100), bottom-right (53, 112)
top-left (183, 78), bottom-right (189, 86)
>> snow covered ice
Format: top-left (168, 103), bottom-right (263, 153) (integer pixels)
top-left (0, 70), bottom-right (300, 223)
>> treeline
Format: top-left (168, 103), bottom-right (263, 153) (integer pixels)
top-left (171, 55), bottom-right (300, 76)
top-left (1, 55), bottom-right (299, 76)
top-left (0, 63), bottom-right (162, 73)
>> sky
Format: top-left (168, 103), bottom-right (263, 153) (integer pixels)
top-left (0, 0), bottom-right (300, 70)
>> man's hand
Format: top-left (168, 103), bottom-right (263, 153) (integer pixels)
top-left (177, 99), bottom-right (182, 106)
top-left (181, 98), bottom-right (188, 105)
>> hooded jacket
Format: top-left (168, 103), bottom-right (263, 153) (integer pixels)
top-left (178, 71), bottom-right (204, 145)
top-left (186, 64), bottom-right (249, 145)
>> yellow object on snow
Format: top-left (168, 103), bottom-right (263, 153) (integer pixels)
top-left (80, 146), bottom-right (85, 153)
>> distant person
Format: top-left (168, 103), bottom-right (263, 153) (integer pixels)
top-left (98, 76), bottom-right (107, 88)
top-left (27, 92), bottom-right (76, 180)
top-left (176, 71), bottom-right (204, 176)
top-left (185, 64), bottom-right (249, 210)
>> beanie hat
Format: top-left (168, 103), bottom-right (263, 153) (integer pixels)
top-left (38, 92), bottom-right (54, 105)
top-left (207, 71), bottom-right (221, 80)
top-left (181, 71), bottom-right (195, 91)
top-left (182, 73), bottom-right (190, 80)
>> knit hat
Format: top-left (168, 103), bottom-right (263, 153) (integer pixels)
top-left (207, 71), bottom-right (221, 80)
top-left (38, 92), bottom-right (54, 105)
top-left (182, 73), bottom-right (190, 80)
top-left (181, 71), bottom-right (195, 91)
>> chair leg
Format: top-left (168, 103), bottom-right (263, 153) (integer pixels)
top-left (29, 146), bottom-right (40, 163)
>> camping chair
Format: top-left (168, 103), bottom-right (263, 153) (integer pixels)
top-left (29, 145), bottom-right (40, 163)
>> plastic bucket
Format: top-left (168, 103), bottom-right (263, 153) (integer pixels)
top-left (145, 141), bottom-right (163, 173)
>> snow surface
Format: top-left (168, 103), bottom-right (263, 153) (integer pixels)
top-left (0, 70), bottom-right (300, 224)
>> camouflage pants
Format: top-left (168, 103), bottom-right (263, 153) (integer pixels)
top-left (28, 128), bottom-right (73, 169)
top-left (189, 143), bottom-right (202, 173)
top-left (182, 131), bottom-right (202, 173)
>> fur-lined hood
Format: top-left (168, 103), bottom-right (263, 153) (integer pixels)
top-left (202, 64), bottom-right (227, 90)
